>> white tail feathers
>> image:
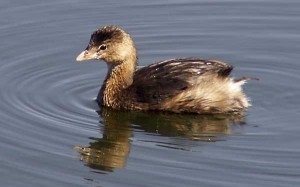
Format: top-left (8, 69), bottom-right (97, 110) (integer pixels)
top-left (234, 77), bottom-right (259, 86)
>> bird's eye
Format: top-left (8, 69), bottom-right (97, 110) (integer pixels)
top-left (98, 44), bottom-right (107, 51)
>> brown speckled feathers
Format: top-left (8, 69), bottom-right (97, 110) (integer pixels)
top-left (76, 25), bottom-right (252, 114)
top-left (128, 58), bottom-right (233, 104)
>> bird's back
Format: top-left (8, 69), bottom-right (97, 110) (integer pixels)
top-left (124, 58), bottom-right (249, 113)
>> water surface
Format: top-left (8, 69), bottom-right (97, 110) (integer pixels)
top-left (1, 0), bottom-right (300, 186)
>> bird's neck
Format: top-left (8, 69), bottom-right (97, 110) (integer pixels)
top-left (97, 57), bottom-right (137, 108)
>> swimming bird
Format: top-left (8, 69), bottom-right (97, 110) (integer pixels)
top-left (76, 25), bottom-right (252, 114)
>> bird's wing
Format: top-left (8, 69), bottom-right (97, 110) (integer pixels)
top-left (128, 58), bottom-right (233, 104)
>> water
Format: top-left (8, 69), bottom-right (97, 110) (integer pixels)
top-left (1, 0), bottom-right (300, 186)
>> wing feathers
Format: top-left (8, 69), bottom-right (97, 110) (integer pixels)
top-left (128, 58), bottom-right (232, 105)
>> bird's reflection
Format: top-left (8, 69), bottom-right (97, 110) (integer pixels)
top-left (74, 108), bottom-right (245, 172)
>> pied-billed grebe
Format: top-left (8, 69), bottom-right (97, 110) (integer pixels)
top-left (76, 25), bottom-right (253, 114)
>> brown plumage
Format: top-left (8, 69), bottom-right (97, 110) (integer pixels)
top-left (76, 25), bottom-right (252, 114)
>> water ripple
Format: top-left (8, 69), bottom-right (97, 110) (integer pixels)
top-left (1, 0), bottom-right (300, 186)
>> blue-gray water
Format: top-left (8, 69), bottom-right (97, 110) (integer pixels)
top-left (1, 0), bottom-right (300, 186)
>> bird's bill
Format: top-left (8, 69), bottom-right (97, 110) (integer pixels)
top-left (76, 50), bottom-right (98, 62)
